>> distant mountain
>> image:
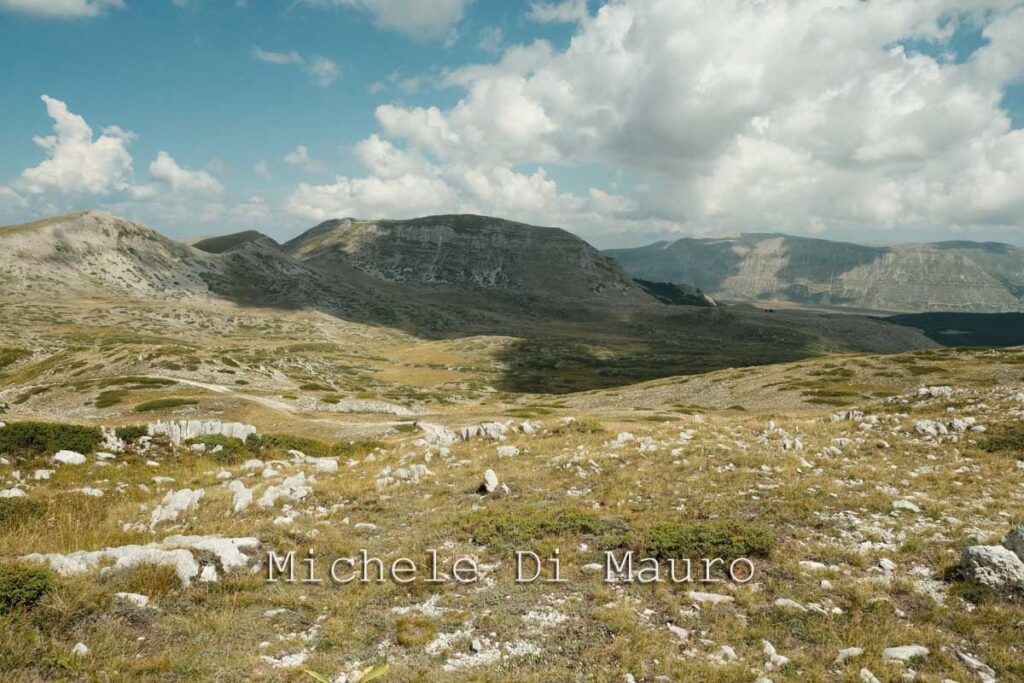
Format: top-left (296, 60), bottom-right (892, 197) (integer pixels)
top-left (605, 233), bottom-right (1024, 313)
top-left (285, 214), bottom-right (649, 303)
top-left (192, 230), bottom-right (276, 254)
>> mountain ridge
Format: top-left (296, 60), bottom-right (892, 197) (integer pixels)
top-left (605, 232), bottom-right (1024, 313)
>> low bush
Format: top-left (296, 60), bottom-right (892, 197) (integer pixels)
top-left (256, 434), bottom-right (381, 459)
top-left (133, 398), bottom-right (199, 413)
top-left (463, 506), bottom-right (623, 548)
top-left (114, 425), bottom-right (148, 442)
top-left (0, 421), bottom-right (103, 459)
top-left (642, 521), bottom-right (774, 561)
top-left (980, 424), bottom-right (1024, 453)
top-left (95, 389), bottom-right (128, 408)
top-left (186, 434), bottom-right (251, 464)
top-left (0, 564), bottom-right (54, 614)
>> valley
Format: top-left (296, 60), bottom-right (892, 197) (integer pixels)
top-left (0, 211), bottom-right (1021, 682)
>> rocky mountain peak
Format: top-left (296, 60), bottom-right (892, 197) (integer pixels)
top-left (285, 213), bottom-right (649, 302)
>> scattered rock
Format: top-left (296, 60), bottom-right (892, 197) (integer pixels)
top-left (956, 650), bottom-right (996, 683)
top-left (150, 488), bottom-right (204, 529)
top-left (115, 592), bottom-right (151, 608)
top-left (227, 480), bottom-right (252, 514)
top-left (859, 668), bottom-right (881, 683)
top-left (71, 642), bottom-right (90, 657)
top-left (961, 545), bottom-right (1024, 589)
top-left (835, 647), bottom-right (864, 665)
top-left (53, 450), bottom-right (86, 465)
top-left (480, 469), bottom-right (499, 494)
top-left (892, 499), bottom-right (921, 513)
top-left (496, 445), bottom-right (520, 458)
top-left (882, 645), bottom-right (929, 663)
top-left (688, 591), bottom-right (733, 605)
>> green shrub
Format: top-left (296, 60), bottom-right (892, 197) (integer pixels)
top-left (0, 498), bottom-right (47, 530)
top-left (98, 376), bottom-right (175, 388)
top-left (133, 397), bottom-right (199, 413)
top-left (114, 425), bottom-right (148, 442)
top-left (0, 564), bottom-right (54, 614)
top-left (642, 521), bottom-right (774, 561)
top-left (980, 424), bottom-right (1024, 453)
top-left (551, 417), bottom-right (605, 435)
top-left (256, 433), bottom-right (381, 459)
top-left (0, 421), bottom-right (103, 459)
top-left (186, 434), bottom-right (251, 464)
top-left (299, 382), bottom-right (332, 391)
top-left (463, 506), bottom-right (623, 548)
top-left (95, 389), bottom-right (128, 408)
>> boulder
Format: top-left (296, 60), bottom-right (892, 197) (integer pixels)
top-left (961, 545), bottom-right (1024, 589)
top-left (480, 469), bottom-right (499, 494)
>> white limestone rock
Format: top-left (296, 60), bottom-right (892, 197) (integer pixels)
top-left (53, 450), bottom-right (87, 465)
top-left (150, 488), bottom-right (204, 529)
top-left (882, 645), bottom-right (929, 663)
top-left (961, 545), bottom-right (1024, 589)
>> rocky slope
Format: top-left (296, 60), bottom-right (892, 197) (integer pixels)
top-left (285, 214), bottom-right (649, 303)
top-left (606, 233), bottom-right (1024, 313)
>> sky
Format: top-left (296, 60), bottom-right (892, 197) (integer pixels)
top-left (0, 0), bottom-right (1023, 249)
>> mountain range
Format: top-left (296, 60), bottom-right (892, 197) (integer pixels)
top-left (0, 210), bottom-right (945, 393)
top-left (605, 233), bottom-right (1024, 313)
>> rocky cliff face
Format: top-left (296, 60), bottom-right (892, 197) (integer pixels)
top-left (605, 233), bottom-right (1024, 313)
top-left (285, 214), bottom-right (649, 303)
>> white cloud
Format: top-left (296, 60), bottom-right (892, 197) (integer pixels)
top-left (251, 47), bottom-right (303, 65)
top-left (527, 0), bottom-right (589, 24)
top-left (306, 56), bottom-right (340, 87)
top-left (321, 0), bottom-right (1024, 243)
top-left (251, 47), bottom-right (339, 87)
top-left (286, 134), bottom-right (638, 232)
top-left (283, 144), bottom-right (324, 172)
top-left (0, 0), bottom-right (123, 19)
top-left (148, 151), bottom-right (224, 198)
top-left (15, 95), bottom-right (134, 195)
top-left (254, 160), bottom-right (272, 180)
top-left (301, 0), bottom-right (470, 41)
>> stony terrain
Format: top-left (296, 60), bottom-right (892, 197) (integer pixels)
top-left (606, 233), bottom-right (1024, 313)
top-left (0, 211), bottom-right (1022, 682)
top-left (1, 349), bottom-right (1023, 682)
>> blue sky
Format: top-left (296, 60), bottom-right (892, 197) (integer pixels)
top-left (1, 1), bottom-right (1023, 248)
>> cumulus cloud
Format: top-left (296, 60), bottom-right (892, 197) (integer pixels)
top-left (251, 46), bottom-right (339, 87)
top-left (301, 0), bottom-right (469, 41)
top-left (286, 133), bottom-right (638, 231)
top-left (292, 0), bottom-right (1024, 243)
top-left (15, 95), bottom-right (134, 195)
top-left (0, 0), bottom-right (123, 19)
top-left (283, 144), bottom-right (325, 171)
top-left (147, 152), bottom-right (224, 197)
